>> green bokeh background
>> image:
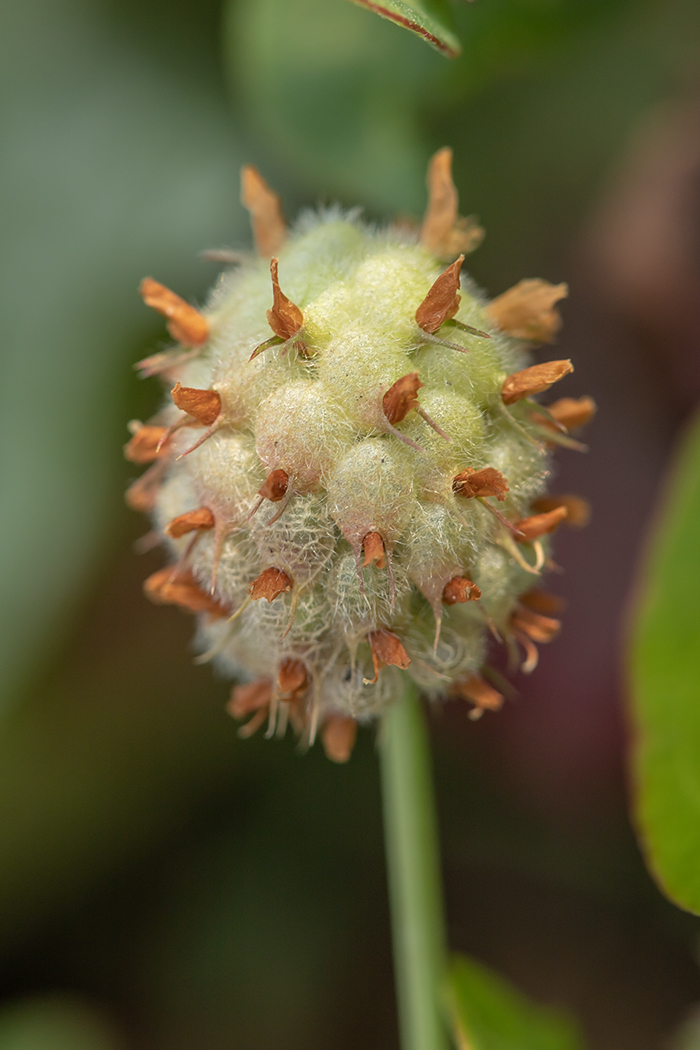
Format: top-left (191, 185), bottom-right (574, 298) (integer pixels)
top-left (2, 0), bottom-right (700, 1046)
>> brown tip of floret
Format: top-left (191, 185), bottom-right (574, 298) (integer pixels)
top-left (164, 507), bottom-right (215, 539)
top-left (267, 258), bottom-right (304, 341)
top-left (511, 606), bottom-right (561, 644)
top-left (258, 469), bottom-right (290, 503)
top-left (144, 567), bottom-right (229, 618)
top-left (240, 165), bottom-right (287, 258)
top-left (415, 257), bottom-right (464, 334)
top-left (139, 277), bottom-right (210, 347)
top-left (171, 381), bottom-right (222, 426)
top-left (420, 149), bottom-right (484, 260)
top-left (125, 462), bottom-right (166, 513)
top-left (278, 658), bottom-right (307, 696)
top-left (519, 590), bottom-right (566, 616)
top-left (248, 567), bottom-right (293, 603)
top-left (539, 396), bottom-right (597, 432)
top-left (227, 679), bottom-right (273, 719)
top-left (450, 675), bottom-right (504, 712)
top-left (442, 577), bottom-right (481, 605)
top-left (383, 372), bottom-right (423, 425)
top-left (501, 360), bottom-right (574, 405)
top-left (366, 629), bottom-right (411, 684)
top-left (362, 532), bottom-right (387, 570)
top-left (124, 423), bottom-right (171, 464)
top-left (531, 494), bottom-right (590, 528)
top-left (452, 467), bottom-right (509, 501)
top-left (515, 506), bottom-right (568, 542)
top-left (486, 279), bottom-right (568, 342)
top-left (322, 715), bottom-right (358, 763)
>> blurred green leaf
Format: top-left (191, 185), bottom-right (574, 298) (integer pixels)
top-left (0, 997), bottom-right (121, 1050)
top-left (630, 411), bottom-right (700, 914)
top-left (345, 0), bottom-right (461, 58)
top-left (448, 954), bottom-right (585, 1050)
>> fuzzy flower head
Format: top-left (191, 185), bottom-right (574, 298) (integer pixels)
top-left (126, 149), bottom-right (594, 762)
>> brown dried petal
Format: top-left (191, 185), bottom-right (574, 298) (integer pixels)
top-left (125, 461), bottom-right (165, 513)
top-left (144, 567), bottom-right (229, 617)
top-left (501, 360), bottom-right (573, 405)
top-left (171, 381), bottom-right (221, 425)
top-left (240, 165), bottom-right (287, 258)
top-left (362, 532), bottom-right (387, 570)
top-left (248, 567), bottom-right (293, 603)
top-left (258, 469), bottom-right (289, 503)
top-left (545, 396), bottom-right (597, 431)
top-left (515, 506), bottom-right (568, 541)
top-left (164, 507), bottom-right (215, 539)
top-left (322, 715), bottom-right (358, 764)
top-left (452, 467), bottom-right (509, 501)
top-left (368, 629), bottom-right (411, 671)
top-left (420, 148), bottom-right (484, 260)
top-left (278, 658), bottom-right (307, 696)
top-left (511, 606), bottom-right (561, 643)
top-left (442, 577), bottom-right (481, 605)
top-left (383, 373), bottom-right (423, 425)
top-left (124, 423), bottom-right (170, 464)
top-left (139, 277), bottom-right (209, 347)
top-left (451, 675), bottom-right (504, 711)
top-left (531, 495), bottom-right (590, 528)
top-left (227, 679), bottom-right (273, 719)
top-left (267, 258), bottom-right (304, 341)
top-left (519, 590), bottom-right (566, 616)
top-left (486, 279), bottom-right (568, 342)
top-left (415, 256), bottom-right (464, 334)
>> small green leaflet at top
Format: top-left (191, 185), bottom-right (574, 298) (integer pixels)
top-left (345, 0), bottom-right (462, 57)
top-left (629, 409), bottom-right (700, 916)
top-left (448, 955), bottom-right (586, 1050)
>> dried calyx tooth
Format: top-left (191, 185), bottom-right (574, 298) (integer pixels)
top-left (241, 165), bottom-right (287, 258)
top-left (487, 279), bottom-right (568, 343)
top-left (420, 148), bottom-right (484, 261)
top-left (501, 360), bottom-right (573, 405)
top-left (139, 278), bottom-right (209, 347)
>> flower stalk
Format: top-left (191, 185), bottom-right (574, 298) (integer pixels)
top-left (379, 681), bottom-right (450, 1050)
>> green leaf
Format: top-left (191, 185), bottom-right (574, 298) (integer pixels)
top-left (629, 411), bottom-right (700, 914)
top-left (345, 0), bottom-right (461, 57)
top-left (448, 954), bottom-right (585, 1050)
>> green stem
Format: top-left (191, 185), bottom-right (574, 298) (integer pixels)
top-left (379, 679), bottom-right (450, 1050)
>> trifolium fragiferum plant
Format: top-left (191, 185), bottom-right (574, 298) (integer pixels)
top-left (125, 148), bottom-right (594, 762)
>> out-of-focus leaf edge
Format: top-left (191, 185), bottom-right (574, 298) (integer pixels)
top-left (345, 0), bottom-right (462, 57)
top-left (627, 409), bottom-right (700, 917)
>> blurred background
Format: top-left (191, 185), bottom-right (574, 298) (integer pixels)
top-left (2, 0), bottom-right (700, 1046)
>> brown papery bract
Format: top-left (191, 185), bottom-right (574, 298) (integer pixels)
top-left (362, 532), bottom-right (387, 569)
top-left (248, 567), bottom-right (293, 603)
top-left (515, 506), bottom-right (568, 541)
top-left (240, 165), bottom-right (287, 258)
top-left (171, 381), bottom-right (221, 426)
top-left (125, 462), bottom-right (165, 513)
top-left (267, 258), bottom-right (304, 341)
top-left (450, 675), bottom-right (503, 711)
top-left (415, 256), bottom-right (464, 334)
top-left (442, 577), bottom-right (481, 605)
top-left (164, 507), bottom-right (215, 539)
top-left (452, 467), bottom-right (509, 501)
top-left (124, 423), bottom-right (170, 464)
top-left (501, 360), bottom-right (573, 405)
top-left (383, 373), bottom-right (423, 425)
top-left (531, 494), bottom-right (590, 528)
top-left (486, 279), bottom-right (568, 343)
top-left (144, 567), bottom-right (229, 617)
top-left (519, 590), bottom-right (566, 616)
top-left (322, 715), bottom-right (358, 763)
top-left (258, 469), bottom-right (289, 503)
top-left (139, 277), bottom-right (210, 347)
top-left (367, 629), bottom-right (411, 684)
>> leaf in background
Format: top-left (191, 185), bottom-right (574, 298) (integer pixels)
top-left (629, 411), bottom-right (700, 915)
top-left (448, 954), bottom-right (585, 1050)
top-left (0, 997), bottom-right (121, 1050)
top-left (345, 0), bottom-right (461, 58)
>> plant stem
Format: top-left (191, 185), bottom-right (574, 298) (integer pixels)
top-left (379, 679), bottom-right (450, 1050)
